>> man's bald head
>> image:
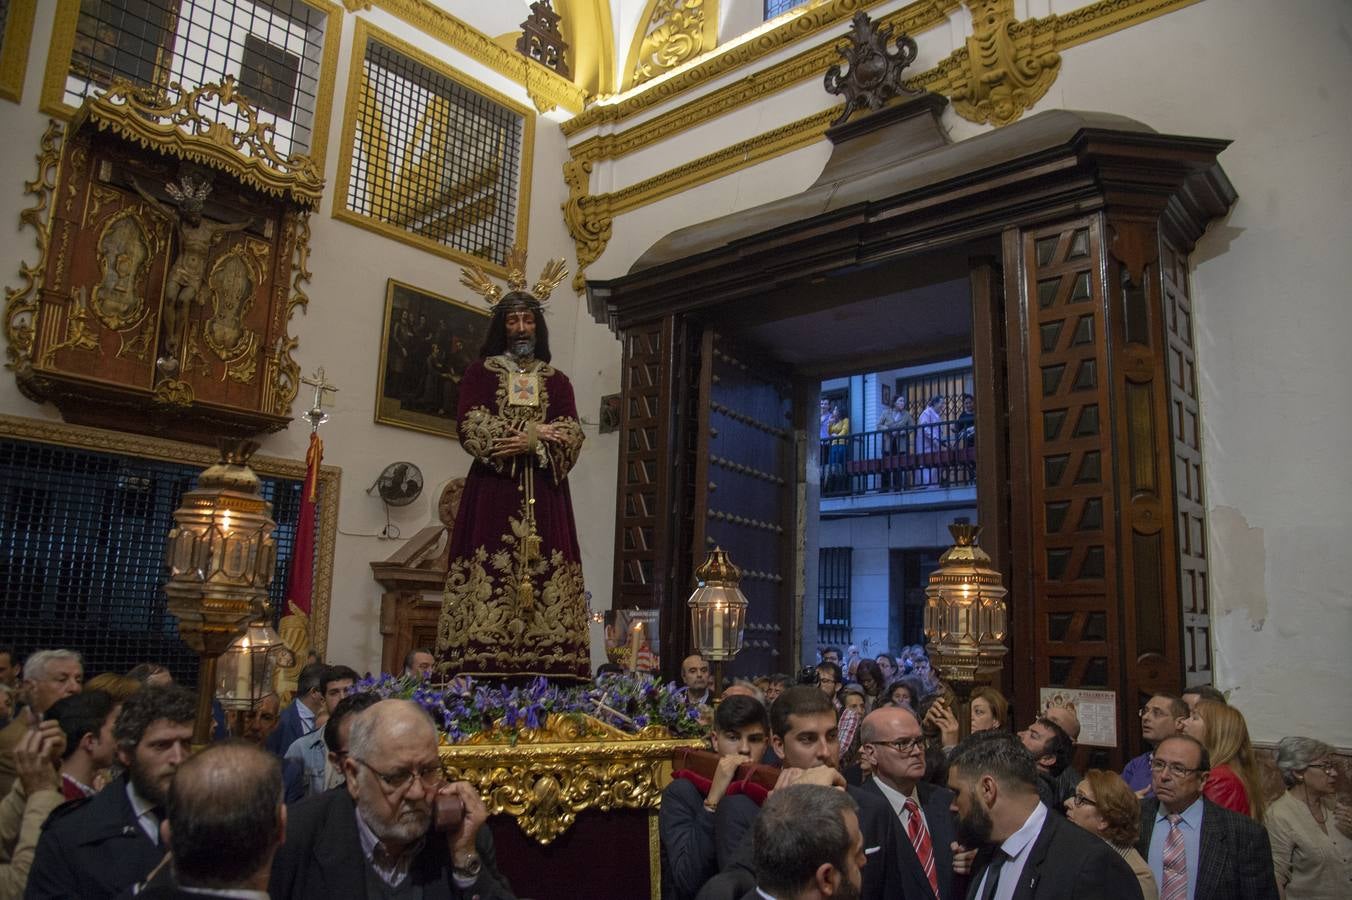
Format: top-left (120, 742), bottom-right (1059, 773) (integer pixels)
top-left (1044, 704), bottom-right (1081, 742)
top-left (681, 654), bottom-right (710, 693)
top-left (166, 740), bottom-right (283, 889)
top-left (347, 698), bottom-right (438, 761)
top-left (859, 704), bottom-right (922, 743)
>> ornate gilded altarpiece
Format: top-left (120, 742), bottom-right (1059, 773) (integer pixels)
top-left (4, 77), bottom-right (323, 442)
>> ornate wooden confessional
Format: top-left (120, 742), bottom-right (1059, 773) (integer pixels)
top-left (588, 91), bottom-right (1236, 765)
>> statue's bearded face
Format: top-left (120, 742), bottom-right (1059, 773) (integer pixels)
top-left (505, 310), bottom-right (536, 359)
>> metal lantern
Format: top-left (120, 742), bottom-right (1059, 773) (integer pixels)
top-left (216, 620), bottom-right (288, 712)
top-left (923, 523), bottom-right (1008, 689)
top-left (165, 440), bottom-right (278, 742)
top-left (686, 547), bottom-right (749, 663)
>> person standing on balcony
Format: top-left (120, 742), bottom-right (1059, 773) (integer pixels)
top-left (878, 395), bottom-right (914, 489)
top-left (826, 404), bottom-right (850, 492)
top-left (918, 396), bottom-right (945, 486)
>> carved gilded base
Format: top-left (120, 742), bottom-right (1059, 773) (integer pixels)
top-left (439, 713), bottom-right (701, 845)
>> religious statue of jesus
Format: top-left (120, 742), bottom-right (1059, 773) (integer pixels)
top-left (436, 250), bottom-right (590, 681)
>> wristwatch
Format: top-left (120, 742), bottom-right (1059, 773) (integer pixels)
top-left (453, 852), bottom-right (482, 879)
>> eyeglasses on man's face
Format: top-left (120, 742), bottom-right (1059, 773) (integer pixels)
top-left (869, 736), bottom-right (926, 755)
top-left (1149, 759), bottom-right (1204, 778)
top-left (1071, 791), bottom-right (1097, 808)
top-left (353, 757), bottom-right (445, 793)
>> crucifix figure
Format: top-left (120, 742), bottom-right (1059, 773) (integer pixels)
top-left (131, 173), bottom-right (253, 373)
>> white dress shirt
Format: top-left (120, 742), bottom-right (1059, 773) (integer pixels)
top-left (972, 801), bottom-right (1047, 900)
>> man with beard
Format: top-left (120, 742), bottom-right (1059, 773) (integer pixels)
top-left (437, 252), bottom-right (588, 680)
top-left (751, 784), bottom-right (866, 900)
top-left (947, 730), bottom-right (1141, 899)
top-left (27, 683), bottom-right (196, 899)
top-left (707, 687), bottom-right (905, 900)
top-left (269, 699), bottom-right (513, 900)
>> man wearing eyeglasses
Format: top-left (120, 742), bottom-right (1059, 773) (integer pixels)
top-left (269, 699), bottom-right (514, 900)
top-left (1136, 735), bottom-right (1278, 900)
top-left (859, 706), bottom-right (959, 900)
top-left (1122, 694), bottom-right (1187, 797)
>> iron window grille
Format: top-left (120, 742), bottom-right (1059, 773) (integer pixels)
top-left (818, 546), bottom-right (852, 648)
top-left (345, 32), bottom-right (525, 268)
top-left (64, 0), bottom-right (329, 157)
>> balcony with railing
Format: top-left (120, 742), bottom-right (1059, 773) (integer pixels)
top-left (819, 420), bottom-right (977, 512)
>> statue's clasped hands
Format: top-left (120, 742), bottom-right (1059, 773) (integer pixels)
top-left (489, 423), bottom-right (567, 460)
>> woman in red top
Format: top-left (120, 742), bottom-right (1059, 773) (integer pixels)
top-left (1182, 699), bottom-right (1268, 820)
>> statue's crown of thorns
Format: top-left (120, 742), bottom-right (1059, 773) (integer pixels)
top-left (459, 247), bottom-right (568, 312)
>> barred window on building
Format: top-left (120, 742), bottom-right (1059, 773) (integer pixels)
top-left (345, 31), bottom-right (526, 268)
top-left (818, 546), bottom-right (852, 648)
top-left (63, 0), bottom-right (330, 157)
top-left (764, 0), bottom-right (812, 20)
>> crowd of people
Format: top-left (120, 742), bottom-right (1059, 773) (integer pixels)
top-left (660, 645), bottom-right (1350, 900)
top-left (0, 641), bottom-right (1344, 899)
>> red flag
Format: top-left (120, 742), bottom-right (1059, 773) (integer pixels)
top-left (278, 432), bottom-right (322, 688)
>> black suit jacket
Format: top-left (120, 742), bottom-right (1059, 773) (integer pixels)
top-left (1136, 797), bottom-right (1279, 900)
top-left (25, 776), bottom-right (167, 900)
top-left (857, 778), bottom-right (959, 900)
top-left (966, 806), bottom-right (1142, 900)
top-left (267, 788), bottom-right (514, 900)
top-left (713, 783), bottom-right (904, 900)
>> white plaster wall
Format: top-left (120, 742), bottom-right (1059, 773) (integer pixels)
top-left (584, 0), bottom-right (1352, 743)
top-left (0, 6), bottom-right (622, 676)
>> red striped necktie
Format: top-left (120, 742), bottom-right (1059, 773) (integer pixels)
top-left (904, 796), bottom-right (940, 897)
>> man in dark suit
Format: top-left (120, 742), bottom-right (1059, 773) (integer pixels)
top-left (268, 698), bottom-right (514, 900)
top-left (859, 705), bottom-right (959, 900)
top-left (27, 684), bottom-right (196, 899)
top-left (707, 686), bottom-right (904, 900)
top-left (947, 729), bottom-right (1141, 899)
top-left (138, 740), bottom-right (286, 899)
top-left (265, 661), bottom-right (326, 758)
top-left (1136, 734), bottom-right (1278, 900)
top-left (751, 784), bottom-right (866, 900)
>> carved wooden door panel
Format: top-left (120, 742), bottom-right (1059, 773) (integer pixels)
top-left (690, 330), bottom-right (795, 679)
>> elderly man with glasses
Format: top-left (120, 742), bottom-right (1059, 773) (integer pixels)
top-left (269, 699), bottom-right (514, 900)
top-left (859, 705), bottom-right (961, 900)
top-left (1136, 734), bottom-right (1277, 900)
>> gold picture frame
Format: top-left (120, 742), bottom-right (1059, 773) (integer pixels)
top-left (374, 278), bottom-right (490, 439)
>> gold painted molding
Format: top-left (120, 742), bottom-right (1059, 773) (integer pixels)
top-left (946, 0), bottom-right (1060, 126)
top-left (563, 0), bottom-right (914, 136)
top-left (333, 20), bottom-right (535, 278)
top-left (0, 413), bottom-right (342, 656)
top-left (561, 0), bottom-right (1204, 284)
top-left (38, 0), bottom-right (344, 171)
top-left (365, 0), bottom-right (588, 114)
top-left (440, 713), bottom-right (700, 845)
top-left (556, 0), bottom-right (618, 98)
top-left (0, 0), bottom-right (37, 103)
top-left (623, 0), bottom-right (720, 92)
top-left (570, 0), bottom-right (956, 165)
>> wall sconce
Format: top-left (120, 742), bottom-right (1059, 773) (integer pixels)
top-left (686, 547), bottom-right (749, 695)
top-left (165, 440), bottom-right (278, 743)
top-left (923, 522), bottom-right (1008, 708)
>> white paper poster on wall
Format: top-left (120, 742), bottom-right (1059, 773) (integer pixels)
top-left (1038, 687), bottom-right (1118, 748)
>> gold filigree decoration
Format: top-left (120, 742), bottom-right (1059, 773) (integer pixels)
top-left (265, 212), bottom-right (310, 416)
top-left (562, 158), bottom-right (613, 292)
top-left (4, 120), bottom-right (63, 372)
top-left (182, 332), bottom-right (211, 378)
top-left (89, 210), bottom-right (152, 331)
top-left (947, 0), bottom-right (1060, 126)
top-left (202, 243), bottom-right (261, 363)
top-left (117, 317), bottom-right (157, 362)
top-left (39, 286), bottom-right (99, 368)
top-left (73, 77), bottom-right (325, 208)
top-left (153, 377), bottom-right (195, 406)
top-left (628, 0), bottom-right (715, 90)
top-left (440, 712), bottom-right (701, 844)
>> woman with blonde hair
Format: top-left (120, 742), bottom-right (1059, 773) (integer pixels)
top-left (1064, 769), bottom-right (1159, 900)
top-left (1181, 699), bottom-right (1267, 820)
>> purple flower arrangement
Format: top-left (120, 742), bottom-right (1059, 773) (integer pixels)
top-left (350, 671), bottom-right (706, 744)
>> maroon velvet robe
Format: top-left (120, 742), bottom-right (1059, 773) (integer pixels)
top-left (436, 354), bottom-right (589, 680)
